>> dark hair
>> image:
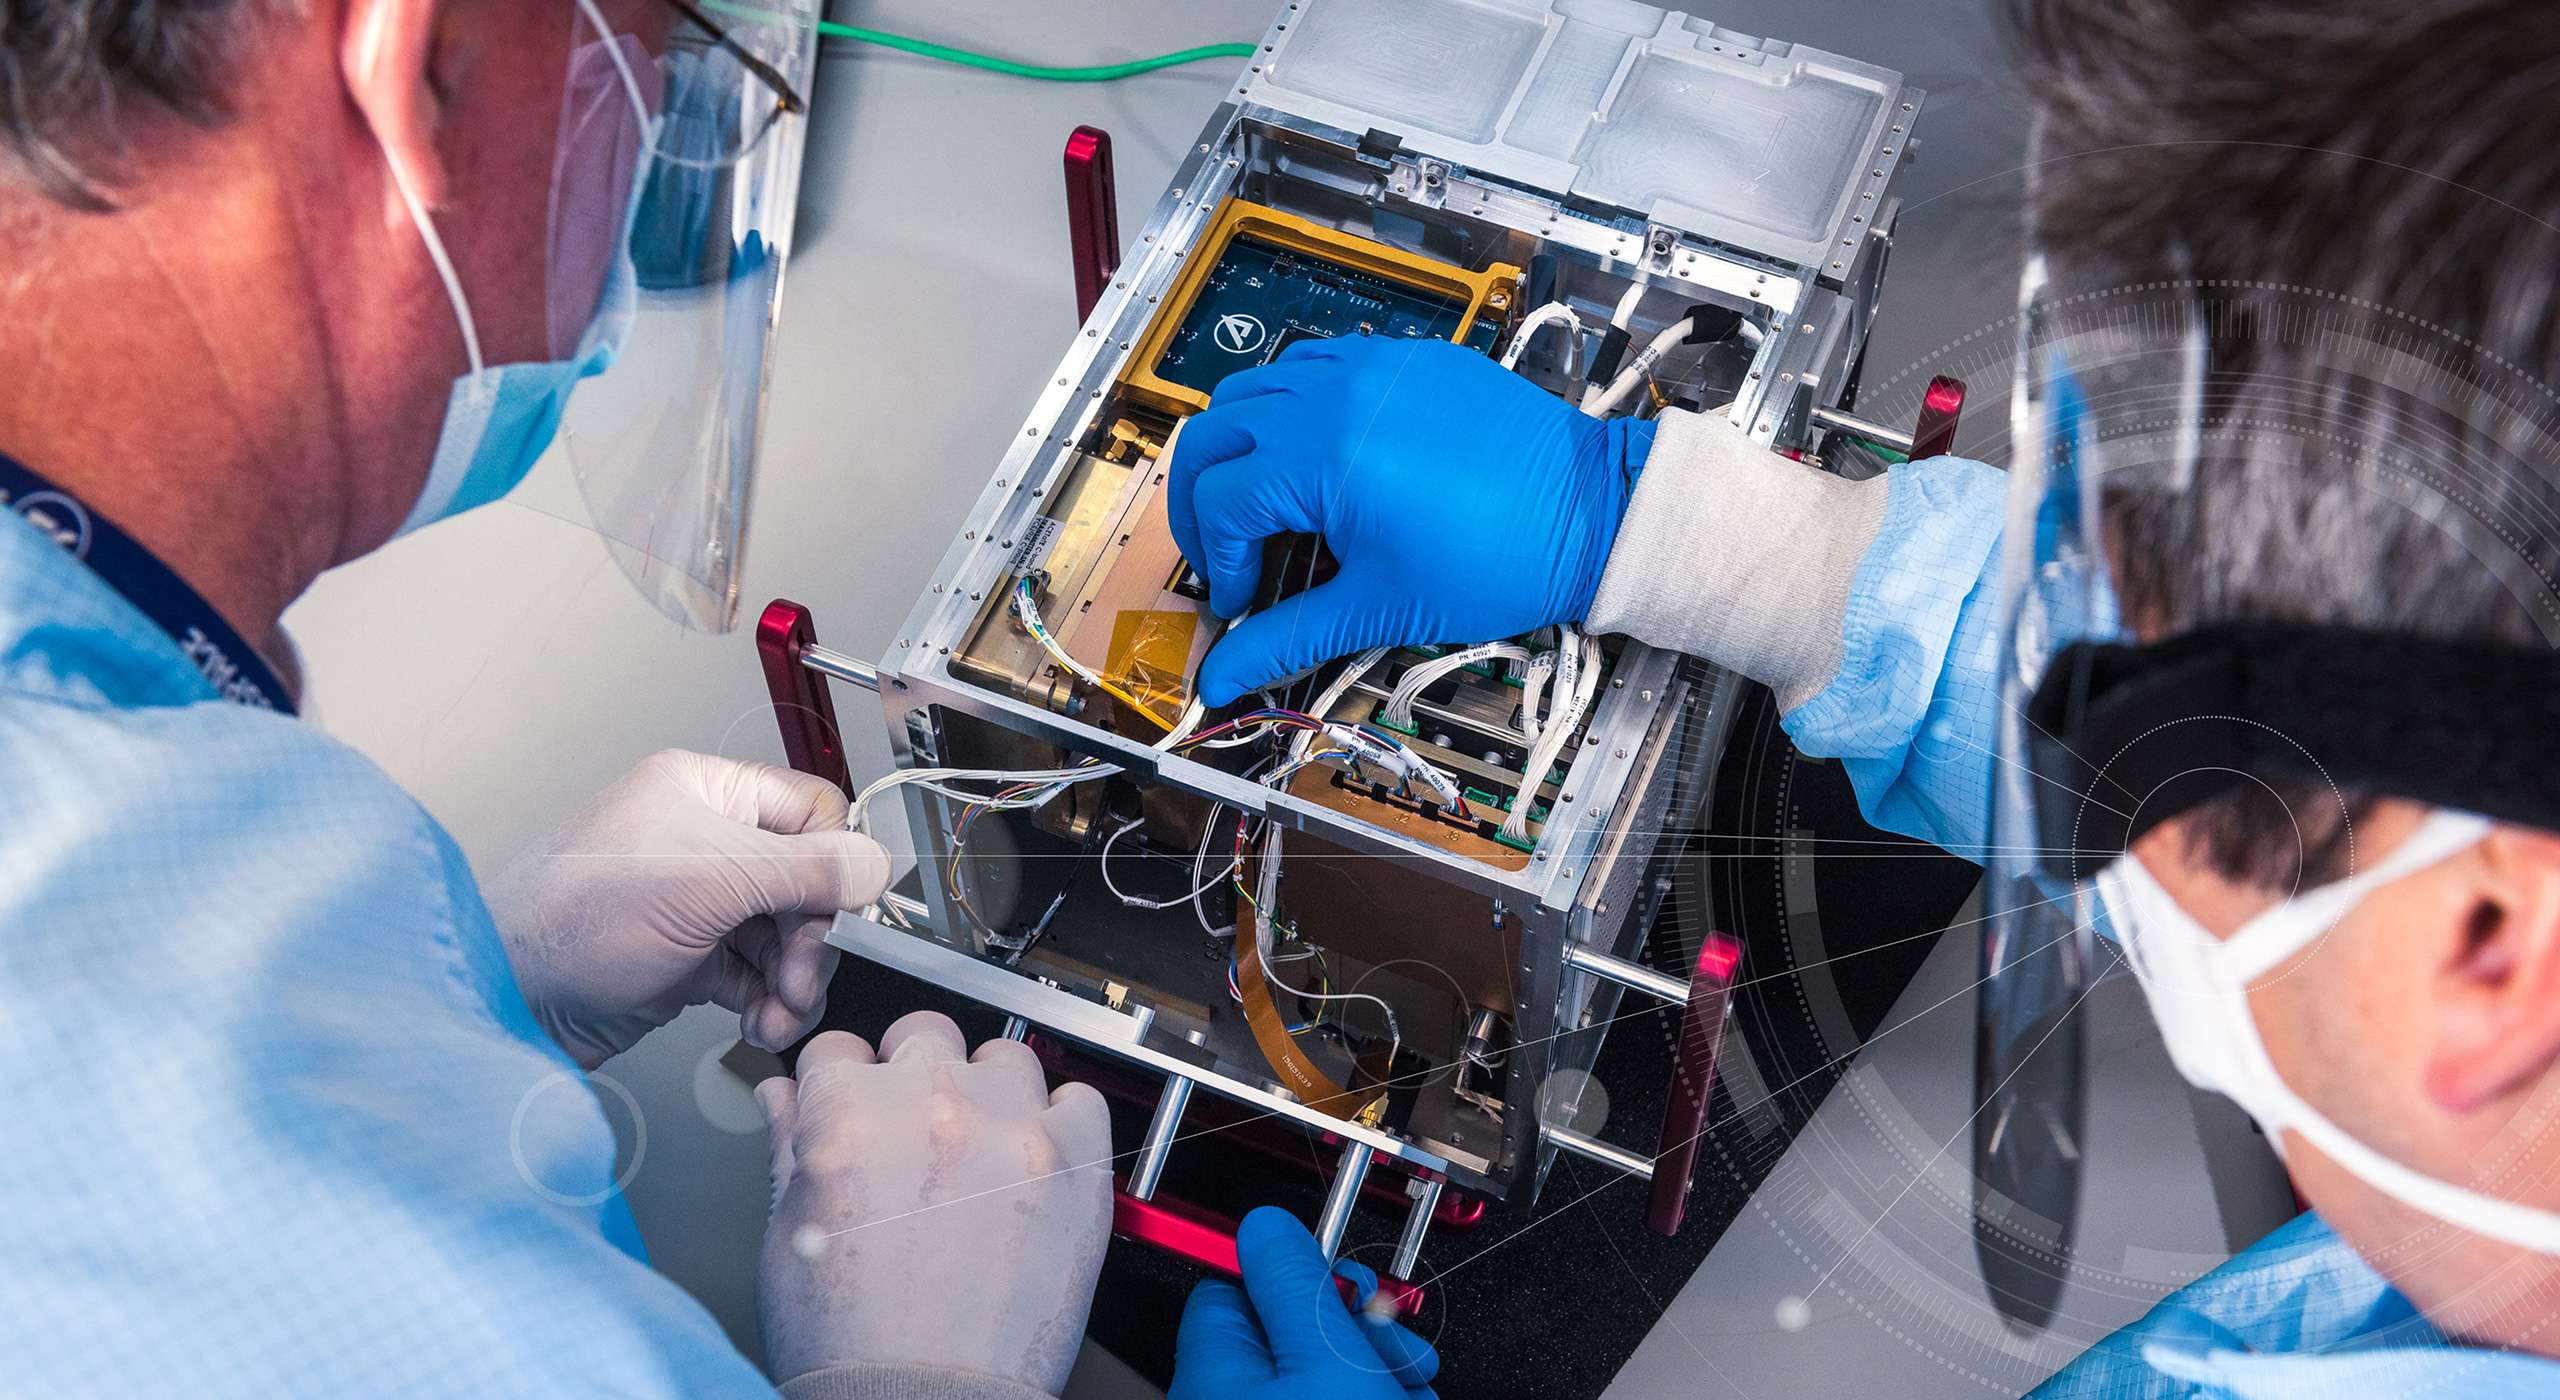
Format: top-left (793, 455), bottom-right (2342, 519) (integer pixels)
top-left (2010, 0), bottom-right (2560, 886)
top-left (0, 1), bottom-right (269, 211)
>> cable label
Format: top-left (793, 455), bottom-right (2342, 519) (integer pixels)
top-left (1008, 515), bottom-right (1063, 577)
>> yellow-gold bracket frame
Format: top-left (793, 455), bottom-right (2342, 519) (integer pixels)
top-left (1120, 198), bottom-right (1522, 418)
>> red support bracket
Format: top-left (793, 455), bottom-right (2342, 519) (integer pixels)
top-left (1911, 374), bottom-right (1967, 462)
top-left (1647, 931), bottom-right (1743, 1236)
top-left (756, 599), bottom-right (852, 797)
top-left (1064, 125), bottom-right (1121, 324)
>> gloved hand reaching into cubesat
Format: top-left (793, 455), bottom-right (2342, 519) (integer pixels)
top-left (486, 750), bottom-right (891, 1069)
top-left (1168, 1207), bottom-right (1441, 1399)
top-left (1165, 335), bottom-right (1656, 706)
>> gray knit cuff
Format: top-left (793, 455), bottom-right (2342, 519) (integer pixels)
top-left (1586, 410), bottom-right (1892, 710)
top-left (778, 1362), bottom-right (1059, 1400)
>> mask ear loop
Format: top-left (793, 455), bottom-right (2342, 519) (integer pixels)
top-left (385, 0), bottom-right (655, 390)
top-left (2208, 810), bottom-right (2493, 986)
top-left (381, 133), bottom-right (485, 382)
top-left (575, 0), bottom-right (658, 128)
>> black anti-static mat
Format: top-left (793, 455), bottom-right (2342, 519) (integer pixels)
top-left (811, 684), bottom-right (1977, 1398)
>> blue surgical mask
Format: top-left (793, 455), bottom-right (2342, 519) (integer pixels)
top-left (393, 248), bottom-right (638, 535)
top-left (381, 22), bottom-right (660, 538)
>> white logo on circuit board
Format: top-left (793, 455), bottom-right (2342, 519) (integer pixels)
top-left (1214, 313), bottom-right (1268, 355)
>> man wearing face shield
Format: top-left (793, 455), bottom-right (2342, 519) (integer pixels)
top-left (1164, 0), bottom-right (2560, 1392)
top-left (0, 2), bottom-right (1110, 1396)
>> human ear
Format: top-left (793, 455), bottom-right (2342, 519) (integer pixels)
top-left (2422, 825), bottom-right (2560, 1115)
top-left (341, 0), bottom-right (450, 209)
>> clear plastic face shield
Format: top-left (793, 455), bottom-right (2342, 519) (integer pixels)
top-left (553, 0), bottom-right (822, 631)
top-left (1971, 254), bottom-right (2200, 1326)
top-left (1971, 261), bottom-right (2560, 1327)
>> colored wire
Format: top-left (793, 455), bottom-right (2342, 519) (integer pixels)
top-left (705, 3), bottom-right (1254, 83)
top-left (849, 761), bottom-right (1113, 832)
top-left (1241, 824), bottom-right (1401, 1063)
top-left (1013, 577), bottom-right (1181, 732)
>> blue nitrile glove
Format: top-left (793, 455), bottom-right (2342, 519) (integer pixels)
top-left (1168, 1207), bottom-right (1441, 1400)
top-left (1167, 335), bottom-right (1656, 706)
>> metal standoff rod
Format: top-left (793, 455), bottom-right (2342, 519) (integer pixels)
top-left (1391, 1175), bottom-right (1444, 1279)
top-left (1128, 1076), bottom-right (1194, 1203)
top-left (1562, 943), bottom-right (1691, 1005)
top-left (798, 643), bottom-right (880, 694)
top-left (1545, 1123), bottom-right (1656, 1181)
top-left (1313, 1142), bottom-right (1374, 1259)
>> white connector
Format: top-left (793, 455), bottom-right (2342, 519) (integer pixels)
top-left (1321, 722), bottom-right (1466, 811)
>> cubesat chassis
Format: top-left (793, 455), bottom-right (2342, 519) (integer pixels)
top-left (757, 2), bottom-right (1954, 1299)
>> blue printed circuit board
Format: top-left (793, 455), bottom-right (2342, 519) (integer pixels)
top-left (1154, 236), bottom-right (1500, 396)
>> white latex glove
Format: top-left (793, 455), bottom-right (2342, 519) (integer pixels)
top-left (489, 750), bottom-right (890, 1069)
top-left (756, 1013), bottom-right (1113, 1397)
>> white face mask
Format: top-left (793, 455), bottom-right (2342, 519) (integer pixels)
top-left (2097, 809), bottom-right (2560, 1254)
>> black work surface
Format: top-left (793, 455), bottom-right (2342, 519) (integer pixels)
top-left (815, 687), bottom-right (1978, 1398)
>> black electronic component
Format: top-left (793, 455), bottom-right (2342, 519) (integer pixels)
top-left (1525, 252), bottom-right (1560, 310)
top-left (1268, 324), bottom-right (1327, 364)
top-left (1591, 324), bottom-right (1633, 384)
top-left (1682, 303), bottom-right (1747, 344)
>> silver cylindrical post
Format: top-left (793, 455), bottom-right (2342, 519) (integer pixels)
top-left (1562, 943), bottom-right (1690, 1005)
top-left (1545, 1123), bottom-right (1656, 1180)
top-left (1314, 1143), bottom-right (1373, 1259)
top-left (799, 644), bottom-right (882, 694)
top-left (1127, 1076), bottom-right (1193, 1203)
top-left (1809, 404), bottom-right (1918, 457)
top-left (1391, 1175), bottom-right (1443, 1278)
top-left (1000, 1015), bottom-right (1030, 1042)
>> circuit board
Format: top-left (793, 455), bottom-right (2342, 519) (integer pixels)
top-left (1154, 235), bottom-right (1504, 397)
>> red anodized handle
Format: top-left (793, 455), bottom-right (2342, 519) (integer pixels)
top-left (1113, 1188), bottom-right (1429, 1318)
top-left (756, 599), bottom-right (851, 796)
top-left (1064, 125), bottom-right (1121, 324)
top-left (1911, 374), bottom-right (1967, 461)
top-left (1647, 931), bottom-right (1743, 1236)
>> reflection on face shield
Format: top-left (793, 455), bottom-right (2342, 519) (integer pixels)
top-left (550, 35), bottom-right (663, 362)
top-left (553, 0), bottom-right (822, 632)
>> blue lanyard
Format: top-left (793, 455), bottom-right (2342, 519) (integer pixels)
top-left (0, 452), bottom-right (296, 715)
